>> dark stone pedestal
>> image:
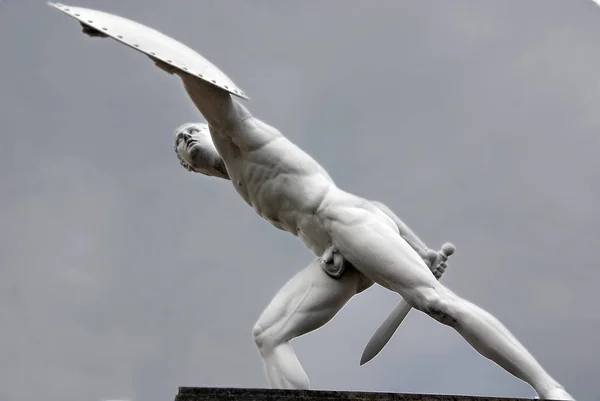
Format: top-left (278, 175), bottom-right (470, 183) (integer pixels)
top-left (175, 388), bottom-right (533, 401)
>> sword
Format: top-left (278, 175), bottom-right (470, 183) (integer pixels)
top-left (359, 242), bottom-right (455, 366)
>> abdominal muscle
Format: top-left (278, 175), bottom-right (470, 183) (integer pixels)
top-left (221, 151), bottom-right (338, 256)
top-left (252, 174), bottom-right (336, 255)
top-left (214, 126), bottom-right (397, 258)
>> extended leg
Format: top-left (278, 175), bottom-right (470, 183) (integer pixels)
top-left (252, 258), bottom-right (365, 389)
top-left (328, 209), bottom-right (574, 400)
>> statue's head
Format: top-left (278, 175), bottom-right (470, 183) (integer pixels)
top-left (174, 122), bottom-right (228, 179)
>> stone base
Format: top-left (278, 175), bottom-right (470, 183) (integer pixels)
top-left (175, 387), bottom-right (533, 401)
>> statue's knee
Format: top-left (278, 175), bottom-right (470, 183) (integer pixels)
top-left (411, 289), bottom-right (457, 327)
top-left (252, 321), bottom-right (277, 355)
top-left (252, 322), bottom-right (265, 347)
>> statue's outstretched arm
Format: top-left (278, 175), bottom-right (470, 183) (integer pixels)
top-left (147, 56), bottom-right (251, 132)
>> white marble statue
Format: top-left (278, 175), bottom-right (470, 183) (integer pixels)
top-left (49, 4), bottom-right (575, 399)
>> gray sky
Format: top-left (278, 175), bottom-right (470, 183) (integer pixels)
top-left (1, 1), bottom-right (599, 400)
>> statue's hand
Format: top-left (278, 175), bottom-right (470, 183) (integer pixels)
top-left (424, 249), bottom-right (447, 280)
top-left (80, 22), bottom-right (109, 38)
top-left (433, 260), bottom-right (447, 280)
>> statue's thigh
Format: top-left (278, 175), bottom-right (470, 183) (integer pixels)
top-left (330, 215), bottom-right (435, 298)
top-left (256, 259), bottom-right (361, 340)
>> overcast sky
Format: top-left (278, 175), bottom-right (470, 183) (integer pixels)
top-left (1, 1), bottom-right (599, 401)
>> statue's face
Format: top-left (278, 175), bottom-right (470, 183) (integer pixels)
top-left (173, 123), bottom-right (214, 173)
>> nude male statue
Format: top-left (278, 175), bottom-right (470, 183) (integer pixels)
top-left (171, 105), bottom-right (572, 399)
top-left (49, 4), bottom-right (575, 399)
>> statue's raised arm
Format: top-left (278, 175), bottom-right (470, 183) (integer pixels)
top-left (154, 57), bottom-right (252, 133)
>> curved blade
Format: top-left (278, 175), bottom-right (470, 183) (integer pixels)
top-left (360, 301), bottom-right (412, 365)
top-left (48, 2), bottom-right (249, 100)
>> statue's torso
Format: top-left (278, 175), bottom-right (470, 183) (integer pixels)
top-left (210, 121), bottom-right (345, 255)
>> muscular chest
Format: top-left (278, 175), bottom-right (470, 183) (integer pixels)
top-left (212, 130), bottom-right (334, 237)
top-left (226, 159), bottom-right (293, 219)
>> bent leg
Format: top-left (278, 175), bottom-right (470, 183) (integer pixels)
top-left (328, 212), bottom-right (573, 400)
top-left (252, 258), bottom-right (364, 389)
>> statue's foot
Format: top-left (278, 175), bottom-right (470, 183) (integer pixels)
top-left (539, 387), bottom-right (575, 400)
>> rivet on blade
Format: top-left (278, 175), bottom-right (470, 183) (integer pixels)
top-left (117, 35), bottom-right (123, 39)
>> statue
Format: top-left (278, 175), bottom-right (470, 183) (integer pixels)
top-left (49, 4), bottom-right (575, 399)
